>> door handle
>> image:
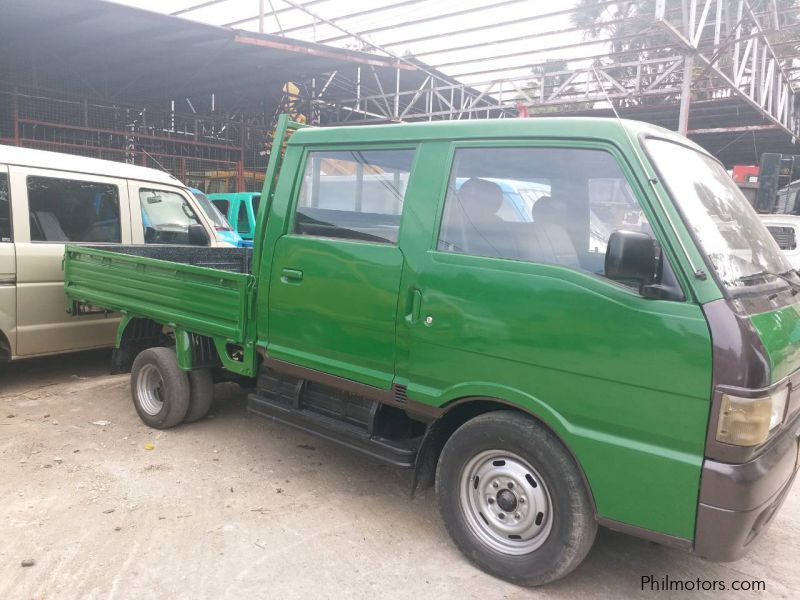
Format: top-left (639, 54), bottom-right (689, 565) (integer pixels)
top-left (406, 288), bottom-right (422, 324)
top-left (281, 268), bottom-right (303, 284)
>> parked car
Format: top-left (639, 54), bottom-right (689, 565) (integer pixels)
top-left (189, 188), bottom-right (249, 247)
top-left (208, 192), bottom-right (261, 241)
top-left (64, 116), bottom-right (800, 586)
top-left (0, 144), bottom-right (219, 362)
top-left (760, 213), bottom-right (800, 270)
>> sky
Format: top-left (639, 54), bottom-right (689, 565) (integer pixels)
top-left (108, 0), bottom-right (605, 90)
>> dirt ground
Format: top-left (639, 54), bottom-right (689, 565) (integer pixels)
top-left (1, 351), bottom-right (798, 600)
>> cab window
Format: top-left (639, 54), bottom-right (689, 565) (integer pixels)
top-left (438, 147), bottom-right (650, 284)
top-left (27, 176), bottom-right (120, 243)
top-left (139, 189), bottom-right (203, 245)
top-left (237, 203), bottom-right (250, 234)
top-left (0, 172), bottom-right (10, 242)
top-left (211, 198), bottom-right (230, 217)
top-left (295, 149), bottom-right (415, 244)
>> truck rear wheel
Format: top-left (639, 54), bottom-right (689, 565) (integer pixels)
top-left (185, 369), bottom-right (214, 423)
top-left (435, 410), bottom-right (596, 586)
top-left (130, 347), bottom-right (190, 429)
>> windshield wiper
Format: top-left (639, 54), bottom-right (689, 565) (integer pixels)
top-left (736, 270), bottom-right (800, 294)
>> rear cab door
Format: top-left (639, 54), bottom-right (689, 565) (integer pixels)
top-left (11, 166), bottom-right (131, 356)
top-left (265, 145), bottom-right (417, 389)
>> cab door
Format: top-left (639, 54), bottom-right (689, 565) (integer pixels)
top-left (12, 167), bottom-right (131, 356)
top-left (399, 142), bottom-right (713, 540)
top-left (0, 166), bottom-right (16, 357)
top-left (266, 147), bottom-right (415, 389)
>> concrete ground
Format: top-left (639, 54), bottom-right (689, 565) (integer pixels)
top-left (1, 351), bottom-right (798, 600)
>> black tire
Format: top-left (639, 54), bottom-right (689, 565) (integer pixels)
top-left (184, 368), bottom-right (214, 423)
top-left (130, 347), bottom-right (190, 429)
top-left (435, 410), bottom-right (597, 586)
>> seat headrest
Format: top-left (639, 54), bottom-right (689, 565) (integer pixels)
top-left (457, 178), bottom-right (504, 217)
top-left (531, 195), bottom-right (568, 224)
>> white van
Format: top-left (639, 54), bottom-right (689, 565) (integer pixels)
top-left (0, 145), bottom-right (220, 361)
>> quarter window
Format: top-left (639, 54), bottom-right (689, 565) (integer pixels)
top-left (438, 147), bottom-right (650, 284)
top-left (237, 203), bottom-right (250, 234)
top-left (211, 199), bottom-right (230, 217)
top-left (295, 149), bottom-right (414, 244)
top-left (27, 176), bottom-right (120, 243)
top-left (139, 189), bottom-right (203, 245)
top-left (0, 173), bottom-right (10, 242)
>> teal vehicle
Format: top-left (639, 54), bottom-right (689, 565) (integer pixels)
top-left (64, 116), bottom-right (800, 586)
top-left (189, 188), bottom-right (248, 247)
top-left (208, 192), bottom-right (261, 242)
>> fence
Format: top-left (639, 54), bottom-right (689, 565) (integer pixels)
top-left (0, 85), bottom-right (270, 193)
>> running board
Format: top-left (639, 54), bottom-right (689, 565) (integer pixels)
top-left (248, 393), bottom-right (418, 468)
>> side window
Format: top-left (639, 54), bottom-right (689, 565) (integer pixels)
top-left (211, 199), bottom-right (229, 217)
top-left (27, 176), bottom-right (120, 243)
top-left (438, 147), bottom-right (651, 285)
top-left (0, 172), bottom-right (10, 242)
top-left (251, 195), bottom-right (261, 217)
top-left (295, 149), bottom-right (415, 244)
top-left (766, 225), bottom-right (798, 251)
top-left (237, 203), bottom-right (250, 234)
top-left (139, 189), bottom-right (203, 245)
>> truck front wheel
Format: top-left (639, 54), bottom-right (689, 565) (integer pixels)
top-left (435, 410), bottom-right (596, 586)
top-left (130, 347), bottom-right (190, 429)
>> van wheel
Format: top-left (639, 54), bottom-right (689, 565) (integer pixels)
top-left (435, 411), bottom-right (596, 586)
top-left (130, 347), bottom-right (190, 429)
top-left (185, 369), bottom-right (214, 423)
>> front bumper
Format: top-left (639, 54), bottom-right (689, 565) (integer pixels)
top-left (694, 412), bottom-right (800, 561)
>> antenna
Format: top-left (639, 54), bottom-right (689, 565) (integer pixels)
top-left (140, 149), bottom-right (170, 174)
top-left (589, 64), bottom-right (707, 280)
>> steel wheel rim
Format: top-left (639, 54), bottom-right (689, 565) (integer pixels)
top-left (136, 363), bottom-right (164, 416)
top-left (459, 449), bottom-right (553, 555)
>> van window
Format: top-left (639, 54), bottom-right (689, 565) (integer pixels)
top-left (0, 173), bottom-right (10, 242)
top-left (27, 176), bottom-right (120, 243)
top-left (438, 147), bottom-right (649, 283)
top-left (295, 149), bottom-right (415, 244)
top-left (139, 189), bottom-right (203, 245)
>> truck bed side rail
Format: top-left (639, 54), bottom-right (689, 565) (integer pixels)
top-left (64, 245), bottom-right (252, 343)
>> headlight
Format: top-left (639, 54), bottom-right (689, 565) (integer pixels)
top-left (716, 387), bottom-right (789, 446)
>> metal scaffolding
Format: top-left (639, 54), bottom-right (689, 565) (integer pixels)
top-left (165, 0), bottom-right (800, 140)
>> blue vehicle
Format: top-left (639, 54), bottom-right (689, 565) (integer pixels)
top-left (189, 188), bottom-right (251, 247)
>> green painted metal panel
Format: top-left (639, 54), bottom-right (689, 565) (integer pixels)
top-left (64, 245), bottom-right (251, 344)
top-left (267, 235), bottom-right (403, 389)
top-left (751, 302), bottom-right (800, 383)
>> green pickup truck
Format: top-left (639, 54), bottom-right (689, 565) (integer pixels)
top-left (64, 115), bottom-right (800, 586)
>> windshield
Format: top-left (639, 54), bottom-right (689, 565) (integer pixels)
top-left (192, 190), bottom-right (232, 231)
top-left (646, 138), bottom-right (793, 292)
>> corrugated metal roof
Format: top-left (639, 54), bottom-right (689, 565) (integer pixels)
top-left (0, 0), bottom-right (414, 106)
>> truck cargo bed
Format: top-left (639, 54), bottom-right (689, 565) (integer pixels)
top-left (64, 245), bottom-right (253, 343)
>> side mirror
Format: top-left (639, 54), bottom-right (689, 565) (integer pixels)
top-left (605, 230), bottom-right (656, 284)
top-left (188, 223), bottom-right (211, 246)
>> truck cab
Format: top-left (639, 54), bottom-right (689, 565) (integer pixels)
top-left (64, 117), bottom-right (800, 586)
